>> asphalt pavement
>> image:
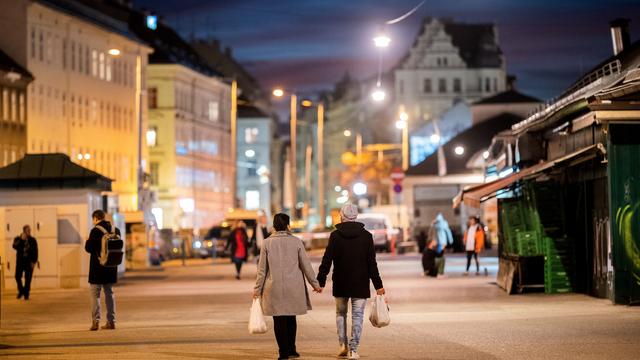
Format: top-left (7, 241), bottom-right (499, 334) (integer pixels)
top-left (1, 253), bottom-right (639, 359)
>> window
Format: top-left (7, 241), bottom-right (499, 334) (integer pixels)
top-left (436, 58), bottom-right (441, 67)
top-left (245, 190), bottom-right (260, 210)
top-left (485, 77), bottom-right (491, 92)
top-left (19, 93), bottom-right (25, 123)
top-left (106, 56), bottom-right (112, 81)
top-left (78, 44), bottom-right (83, 73)
top-left (91, 50), bottom-right (98, 77)
top-left (208, 100), bottom-right (219, 122)
top-left (99, 52), bottom-right (105, 79)
top-left (1, 88), bottom-right (7, 120)
top-left (493, 78), bottom-right (498, 92)
top-left (443, 57), bottom-right (448, 66)
top-left (10, 90), bottom-right (17, 121)
top-left (38, 31), bottom-right (44, 61)
top-left (245, 127), bottom-right (259, 144)
top-left (146, 127), bottom-right (158, 147)
top-left (62, 38), bottom-right (67, 69)
top-left (30, 28), bottom-right (36, 59)
top-left (85, 47), bottom-right (90, 75)
top-left (149, 162), bottom-right (159, 185)
top-left (453, 78), bottom-right (462, 93)
top-left (438, 78), bottom-right (447, 93)
top-left (423, 78), bottom-right (431, 93)
top-left (70, 41), bottom-right (76, 71)
top-left (148, 87), bottom-right (157, 109)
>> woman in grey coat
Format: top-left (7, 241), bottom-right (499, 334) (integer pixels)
top-left (254, 213), bottom-right (321, 360)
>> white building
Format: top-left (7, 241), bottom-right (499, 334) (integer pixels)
top-left (0, 0), bottom-right (153, 214)
top-left (395, 18), bottom-right (507, 166)
top-left (236, 104), bottom-right (273, 215)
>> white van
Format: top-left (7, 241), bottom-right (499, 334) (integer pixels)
top-left (357, 213), bottom-right (396, 252)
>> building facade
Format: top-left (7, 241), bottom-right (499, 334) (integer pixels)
top-left (147, 64), bottom-right (233, 231)
top-left (0, 49), bottom-right (33, 167)
top-left (237, 105), bottom-right (272, 216)
top-left (0, 0), bottom-right (152, 213)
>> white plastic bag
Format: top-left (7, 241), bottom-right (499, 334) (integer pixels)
top-left (248, 298), bottom-right (268, 334)
top-left (369, 295), bottom-right (390, 328)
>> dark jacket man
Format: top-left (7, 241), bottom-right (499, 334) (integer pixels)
top-left (317, 221), bottom-right (383, 298)
top-left (85, 220), bottom-right (120, 284)
top-left (13, 226), bottom-right (38, 299)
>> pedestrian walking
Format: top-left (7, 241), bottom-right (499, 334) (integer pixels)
top-left (13, 225), bottom-right (38, 300)
top-left (431, 213), bottom-right (453, 278)
top-left (416, 230), bottom-right (427, 253)
top-left (251, 214), bottom-right (270, 257)
top-left (463, 216), bottom-right (485, 276)
top-left (317, 203), bottom-right (385, 360)
top-left (253, 213), bottom-right (321, 360)
top-left (85, 210), bottom-right (121, 331)
top-left (227, 220), bottom-right (249, 279)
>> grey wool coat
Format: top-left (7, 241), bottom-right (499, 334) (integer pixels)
top-left (254, 231), bottom-right (320, 316)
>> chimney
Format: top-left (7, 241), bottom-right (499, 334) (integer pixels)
top-left (610, 18), bottom-right (631, 56)
top-left (506, 75), bottom-right (517, 91)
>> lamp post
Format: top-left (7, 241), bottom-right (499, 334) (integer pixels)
top-left (273, 88), bottom-right (298, 215)
top-left (230, 79), bottom-right (238, 208)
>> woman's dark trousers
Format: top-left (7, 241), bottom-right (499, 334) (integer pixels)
top-left (273, 315), bottom-right (297, 357)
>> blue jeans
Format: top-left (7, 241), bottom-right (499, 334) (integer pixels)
top-left (90, 284), bottom-right (115, 323)
top-left (336, 297), bottom-right (366, 352)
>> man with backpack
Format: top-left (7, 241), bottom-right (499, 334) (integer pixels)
top-left (85, 210), bottom-right (123, 331)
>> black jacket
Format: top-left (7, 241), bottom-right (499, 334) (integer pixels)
top-left (225, 227), bottom-right (249, 262)
top-left (317, 222), bottom-right (383, 298)
top-left (85, 221), bottom-right (120, 284)
top-left (13, 236), bottom-right (38, 264)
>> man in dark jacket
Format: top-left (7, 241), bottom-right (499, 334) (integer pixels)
top-left (85, 210), bottom-right (120, 331)
top-left (317, 203), bottom-right (385, 360)
top-left (13, 225), bottom-right (38, 300)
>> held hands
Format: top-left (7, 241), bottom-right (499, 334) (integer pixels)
top-left (313, 287), bottom-right (323, 294)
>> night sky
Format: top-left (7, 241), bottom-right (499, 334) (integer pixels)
top-left (135, 0), bottom-right (640, 102)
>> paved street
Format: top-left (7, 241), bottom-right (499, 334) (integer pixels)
top-left (1, 253), bottom-right (639, 360)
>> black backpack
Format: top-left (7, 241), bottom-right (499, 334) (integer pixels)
top-left (95, 225), bottom-right (124, 267)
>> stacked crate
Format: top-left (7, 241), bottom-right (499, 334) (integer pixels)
top-left (544, 236), bottom-right (574, 293)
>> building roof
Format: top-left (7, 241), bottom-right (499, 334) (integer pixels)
top-left (238, 104), bottom-right (269, 119)
top-left (442, 20), bottom-right (503, 68)
top-left (0, 153), bottom-right (112, 191)
top-left (0, 49), bottom-right (33, 79)
top-left (402, 17), bottom-right (503, 69)
top-left (125, 10), bottom-right (219, 76)
top-left (37, 0), bottom-right (143, 45)
top-left (473, 89), bottom-right (541, 105)
top-left (406, 113), bottom-right (522, 176)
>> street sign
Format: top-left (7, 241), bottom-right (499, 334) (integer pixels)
top-left (390, 167), bottom-right (405, 182)
top-left (393, 184), bottom-right (402, 193)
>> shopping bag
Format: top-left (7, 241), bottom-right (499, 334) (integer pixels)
top-left (248, 298), bottom-right (268, 334)
top-left (369, 295), bottom-right (390, 328)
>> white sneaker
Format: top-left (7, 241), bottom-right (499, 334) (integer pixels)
top-left (338, 344), bottom-right (348, 357)
top-left (348, 350), bottom-right (360, 359)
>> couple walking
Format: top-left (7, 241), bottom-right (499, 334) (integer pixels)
top-left (254, 204), bottom-right (385, 360)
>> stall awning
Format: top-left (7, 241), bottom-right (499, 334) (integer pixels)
top-left (453, 143), bottom-right (605, 208)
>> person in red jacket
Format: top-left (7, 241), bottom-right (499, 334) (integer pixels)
top-left (463, 216), bottom-right (485, 276)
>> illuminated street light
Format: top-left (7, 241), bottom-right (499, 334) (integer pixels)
top-left (353, 182), bottom-right (367, 196)
top-left (301, 99), bottom-right (313, 107)
top-left (373, 34), bottom-right (391, 48)
top-left (84, 153), bottom-right (91, 160)
top-left (343, 129), bottom-right (352, 137)
top-left (454, 146), bottom-right (465, 156)
top-left (395, 119), bottom-right (407, 130)
top-left (430, 133), bottom-right (441, 144)
top-left (107, 48), bottom-right (121, 56)
top-left (272, 88), bottom-right (284, 97)
top-left (245, 149), bottom-right (256, 158)
top-left (483, 150), bottom-right (490, 159)
top-left (371, 88), bottom-right (386, 102)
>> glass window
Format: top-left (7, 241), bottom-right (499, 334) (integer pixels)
top-left (30, 27), bottom-right (36, 59)
top-left (453, 78), bottom-right (462, 93)
top-left (245, 190), bottom-right (260, 210)
top-left (1, 88), bottom-right (7, 120)
top-left (208, 101), bottom-right (219, 122)
top-left (91, 50), bottom-right (97, 77)
top-left (438, 78), bottom-right (447, 93)
top-left (19, 92), bottom-right (25, 124)
top-left (62, 38), bottom-right (67, 69)
top-left (443, 57), bottom-right (448, 66)
top-left (423, 79), bottom-right (431, 93)
top-left (70, 41), bottom-right (76, 71)
top-left (150, 162), bottom-right (159, 185)
top-left (85, 47), bottom-right (90, 75)
top-left (485, 78), bottom-right (491, 92)
top-left (148, 87), bottom-right (157, 109)
top-left (245, 127), bottom-right (259, 144)
top-left (10, 90), bottom-right (17, 121)
top-left (38, 31), bottom-right (44, 61)
top-left (106, 56), bottom-right (112, 82)
top-left (493, 77), bottom-right (498, 92)
top-left (99, 52), bottom-right (105, 80)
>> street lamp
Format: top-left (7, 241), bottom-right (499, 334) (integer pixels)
top-left (430, 133), bottom-right (440, 144)
top-left (353, 182), bottom-right (367, 196)
top-left (343, 129), bottom-right (352, 137)
top-left (397, 107), bottom-right (409, 170)
top-left (454, 146), bottom-right (465, 155)
top-left (373, 34), bottom-right (391, 48)
top-left (371, 87), bottom-right (386, 102)
top-left (272, 88), bottom-right (285, 97)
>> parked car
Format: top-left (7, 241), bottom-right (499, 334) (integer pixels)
top-left (204, 225), bottom-right (232, 258)
top-left (357, 213), bottom-right (396, 252)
